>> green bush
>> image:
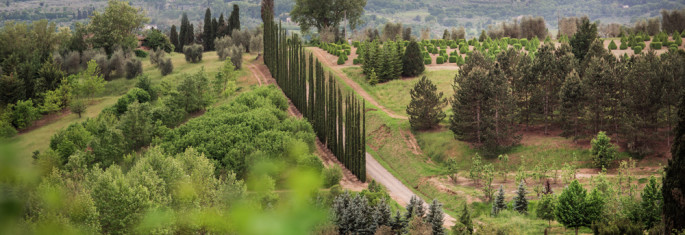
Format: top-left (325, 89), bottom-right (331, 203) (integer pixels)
top-left (183, 44), bottom-right (203, 63)
top-left (635, 36), bottom-right (642, 42)
top-left (352, 41), bottom-right (360, 47)
top-left (322, 165), bottom-right (343, 188)
top-left (514, 44), bottom-right (522, 50)
top-left (431, 47), bottom-right (439, 54)
top-left (460, 45), bottom-right (468, 54)
top-left (424, 57), bottom-right (432, 65)
top-left (608, 40), bottom-right (617, 50)
top-left (0, 121), bottom-right (17, 139)
top-left (436, 56), bottom-right (445, 64)
top-left (591, 131), bottom-right (617, 169)
top-left (133, 49), bottom-right (148, 58)
top-left (423, 51), bottom-right (430, 58)
top-left (633, 46), bottom-right (643, 54)
top-left (10, 99), bottom-right (41, 129)
top-left (337, 55), bottom-right (346, 65)
top-left (352, 58), bottom-right (361, 65)
top-left (650, 42), bottom-right (662, 50)
top-left (449, 56), bottom-right (457, 63)
top-left (159, 58), bottom-right (173, 76)
top-left (344, 49), bottom-right (351, 55)
top-left (124, 58), bottom-right (143, 79)
top-left (620, 43), bottom-right (628, 50)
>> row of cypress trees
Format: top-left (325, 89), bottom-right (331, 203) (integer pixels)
top-left (262, 2), bottom-right (366, 181)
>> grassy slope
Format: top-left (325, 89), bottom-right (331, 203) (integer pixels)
top-left (8, 51), bottom-right (255, 159)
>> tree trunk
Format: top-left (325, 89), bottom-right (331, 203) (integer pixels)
top-left (476, 101), bottom-right (481, 145)
top-left (575, 227), bottom-right (578, 235)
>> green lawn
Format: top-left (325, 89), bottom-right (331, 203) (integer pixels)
top-left (341, 67), bottom-right (456, 116)
top-left (8, 51), bottom-right (256, 159)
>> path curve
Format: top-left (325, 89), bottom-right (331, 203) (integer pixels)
top-left (309, 48), bottom-right (408, 120)
top-left (367, 153), bottom-right (456, 227)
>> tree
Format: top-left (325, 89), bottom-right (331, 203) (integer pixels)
top-left (402, 41), bottom-right (425, 77)
top-left (143, 29), bottom-right (174, 53)
top-left (228, 4), bottom-right (241, 32)
top-left (179, 13), bottom-right (189, 51)
top-left (559, 69), bottom-right (584, 139)
top-left (663, 95), bottom-right (685, 233)
top-left (536, 194), bottom-right (556, 228)
top-left (170, 25), bottom-right (179, 52)
top-left (290, 0), bottom-right (366, 32)
top-left (570, 16), bottom-right (598, 61)
top-left (10, 99), bottom-right (41, 129)
top-left (203, 8), bottom-right (214, 51)
top-left (635, 176), bottom-right (662, 230)
top-left (454, 203), bottom-right (473, 235)
top-left (118, 101), bottom-right (153, 150)
top-left (88, 0), bottom-right (148, 53)
top-left (590, 131), bottom-right (617, 169)
top-left (556, 180), bottom-right (604, 235)
top-left (407, 76), bottom-right (445, 130)
top-left (73, 60), bottom-right (106, 99)
top-left (512, 180), bottom-right (528, 214)
top-left (425, 199), bottom-right (445, 235)
top-left (445, 158), bottom-right (459, 183)
top-left (491, 185), bottom-right (506, 216)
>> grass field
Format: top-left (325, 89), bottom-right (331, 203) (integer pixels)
top-left (8, 51), bottom-right (256, 159)
top-left (341, 67), bottom-right (457, 116)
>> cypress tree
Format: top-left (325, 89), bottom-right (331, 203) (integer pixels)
top-left (187, 24), bottom-right (195, 46)
top-left (218, 13), bottom-right (226, 37)
top-left (403, 40), bottom-right (425, 77)
top-left (179, 13), bottom-right (189, 50)
top-left (229, 4), bottom-right (241, 32)
top-left (512, 180), bottom-right (528, 214)
top-left (170, 25), bottom-right (179, 53)
top-left (203, 8), bottom-right (213, 51)
top-left (663, 96), bottom-right (685, 233)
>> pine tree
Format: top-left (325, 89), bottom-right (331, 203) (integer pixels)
top-left (391, 210), bottom-right (406, 234)
top-left (663, 95), bottom-right (685, 233)
top-left (570, 17), bottom-right (598, 61)
top-left (512, 180), bottom-right (528, 214)
top-left (170, 25), bottom-right (179, 53)
top-left (203, 8), bottom-right (213, 51)
top-left (640, 176), bottom-right (662, 230)
top-left (491, 185), bottom-right (506, 216)
top-left (555, 180), bottom-right (604, 235)
top-left (407, 76), bottom-right (446, 130)
top-left (532, 44), bottom-right (562, 135)
top-left (403, 40), bottom-right (425, 77)
top-left (559, 69), bottom-right (584, 138)
top-left (457, 203), bottom-right (473, 234)
top-left (425, 199), bottom-right (445, 235)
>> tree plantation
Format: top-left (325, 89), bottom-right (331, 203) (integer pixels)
top-left (3, 0), bottom-right (685, 234)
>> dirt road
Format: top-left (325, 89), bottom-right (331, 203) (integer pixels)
top-left (309, 48), bottom-right (408, 120)
top-left (366, 152), bottom-right (456, 227)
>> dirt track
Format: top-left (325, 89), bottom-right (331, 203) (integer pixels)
top-left (308, 48), bottom-right (408, 120)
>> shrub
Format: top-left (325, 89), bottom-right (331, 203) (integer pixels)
top-left (337, 55), bottom-right (346, 65)
top-left (436, 56), bottom-right (445, 64)
top-left (183, 44), bottom-right (203, 63)
top-left (109, 48), bottom-right (126, 78)
top-left (431, 47), bottom-right (439, 54)
top-left (69, 99), bottom-right (87, 118)
top-left (633, 46), bottom-right (643, 54)
top-left (423, 51), bottom-right (430, 58)
top-left (215, 36), bottom-right (234, 60)
top-left (133, 49), bottom-right (148, 58)
top-left (608, 40), bottom-right (617, 50)
top-left (344, 49), bottom-right (351, 55)
top-left (322, 165), bottom-right (343, 188)
top-left (620, 43), bottom-right (628, 50)
top-left (228, 45), bottom-right (244, 69)
top-left (352, 41), bottom-right (360, 47)
top-left (10, 99), bottom-right (41, 129)
top-left (352, 58), bottom-right (361, 65)
top-left (650, 42), bottom-right (662, 50)
top-left (63, 51), bottom-right (81, 74)
top-left (124, 58), bottom-right (143, 79)
top-left (149, 48), bottom-right (165, 66)
top-left (424, 57), bottom-right (432, 65)
top-left (449, 56), bottom-right (457, 63)
top-left (460, 45), bottom-right (468, 54)
top-left (159, 58), bottom-right (173, 76)
top-left (0, 121), bottom-right (17, 139)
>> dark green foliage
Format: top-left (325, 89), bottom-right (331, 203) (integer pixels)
top-left (169, 25), bottom-right (179, 53)
top-left (556, 180), bottom-right (605, 234)
top-left (169, 70), bottom-right (211, 114)
top-left (436, 56), bottom-right (444, 64)
top-left (590, 131), bottom-right (617, 169)
top-left (591, 219), bottom-right (643, 235)
top-left (425, 199), bottom-right (445, 235)
top-left (118, 101), bottom-right (153, 151)
top-left (449, 56), bottom-right (457, 63)
top-left (124, 58), bottom-right (142, 79)
top-left (203, 8), bottom-right (214, 51)
top-left (620, 42), bottom-right (628, 50)
top-left (142, 29), bottom-right (174, 53)
top-left (491, 185), bottom-right (506, 216)
top-left (452, 203), bottom-right (473, 235)
top-left (183, 44), bottom-right (203, 63)
top-left (663, 96), bottom-right (685, 233)
top-left (133, 49), bottom-right (148, 58)
top-left (537, 194), bottom-right (556, 226)
top-left (407, 76), bottom-right (446, 130)
top-left (559, 70), bottom-right (584, 138)
top-left (570, 17), bottom-right (598, 61)
top-left (402, 41), bottom-right (425, 77)
top-left (323, 165), bottom-right (343, 188)
top-left (10, 99), bottom-right (41, 129)
top-left (633, 45), bottom-right (643, 54)
top-left (113, 88), bottom-right (150, 116)
top-left (627, 176), bottom-right (662, 230)
top-left (337, 55), bottom-right (346, 65)
top-left (512, 180), bottom-right (528, 214)
top-left (159, 58), bottom-right (173, 76)
top-left (608, 40), bottom-right (617, 50)
top-left (228, 4), bottom-right (241, 32)
top-left (0, 120), bottom-right (17, 138)
top-left (424, 57), bottom-right (432, 64)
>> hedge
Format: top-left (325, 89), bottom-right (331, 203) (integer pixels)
top-left (514, 44), bottom-right (522, 50)
top-left (449, 56), bottom-right (457, 63)
top-left (353, 58), bottom-right (361, 65)
top-left (650, 42), bottom-right (662, 50)
top-left (424, 57), bottom-right (432, 65)
top-left (345, 49), bottom-right (351, 55)
top-left (608, 40), bottom-right (617, 50)
top-left (620, 43), bottom-right (628, 50)
top-left (633, 46), bottom-right (643, 54)
top-left (134, 49), bottom-right (148, 58)
top-left (436, 56), bottom-right (445, 64)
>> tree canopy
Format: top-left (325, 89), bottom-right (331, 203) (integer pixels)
top-left (88, 0), bottom-right (148, 53)
top-left (290, 0), bottom-right (366, 32)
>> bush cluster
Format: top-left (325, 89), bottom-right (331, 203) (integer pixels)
top-left (183, 44), bottom-right (204, 63)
